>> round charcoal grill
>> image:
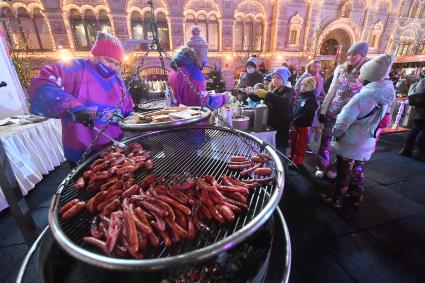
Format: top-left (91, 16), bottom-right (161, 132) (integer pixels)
top-left (48, 126), bottom-right (284, 271)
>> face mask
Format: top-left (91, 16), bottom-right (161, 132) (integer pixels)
top-left (246, 67), bottom-right (255, 74)
top-left (95, 62), bottom-right (116, 78)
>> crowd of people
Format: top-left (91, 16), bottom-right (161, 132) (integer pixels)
top-left (237, 42), bottom-right (399, 208)
top-left (28, 28), bottom-right (424, 210)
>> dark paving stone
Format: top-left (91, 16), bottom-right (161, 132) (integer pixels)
top-left (0, 244), bottom-right (28, 282)
top-left (0, 213), bottom-right (25, 246)
top-left (412, 172), bottom-right (425, 185)
top-left (387, 180), bottom-right (425, 205)
top-left (368, 213), bottom-right (425, 278)
top-left (32, 207), bottom-right (49, 230)
top-left (290, 250), bottom-right (355, 283)
top-left (332, 232), bottom-right (423, 283)
top-left (351, 185), bottom-right (425, 229)
top-left (366, 159), bottom-right (425, 185)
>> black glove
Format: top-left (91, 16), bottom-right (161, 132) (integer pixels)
top-left (318, 114), bottom-right (326, 124)
top-left (73, 110), bottom-right (94, 128)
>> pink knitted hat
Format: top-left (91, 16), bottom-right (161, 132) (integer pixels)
top-left (91, 32), bottom-right (125, 63)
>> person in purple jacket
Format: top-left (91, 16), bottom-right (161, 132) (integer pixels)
top-left (29, 32), bottom-right (134, 166)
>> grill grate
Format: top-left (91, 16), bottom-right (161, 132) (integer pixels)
top-left (50, 126), bottom-right (284, 270)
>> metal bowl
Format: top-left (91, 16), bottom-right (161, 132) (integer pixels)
top-left (48, 126), bottom-right (285, 271)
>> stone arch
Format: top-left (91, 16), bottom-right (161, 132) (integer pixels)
top-left (317, 18), bottom-right (361, 52)
top-left (183, 0), bottom-right (222, 18)
top-left (374, 0), bottom-right (392, 12)
top-left (126, 0), bottom-right (170, 14)
top-left (234, 0), bottom-right (267, 20)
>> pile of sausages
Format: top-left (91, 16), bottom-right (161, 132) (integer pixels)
top-left (59, 143), bottom-right (154, 219)
top-left (58, 148), bottom-right (276, 259)
top-left (228, 154), bottom-right (273, 178)
top-left (60, 171), bottom-right (272, 259)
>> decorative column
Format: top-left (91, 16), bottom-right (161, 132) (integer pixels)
top-left (360, 8), bottom-right (370, 40)
top-left (303, 1), bottom-right (313, 51)
top-left (169, 15), bottom-right (184, 49)
top-left (221, 19), bottom-right (233, 51)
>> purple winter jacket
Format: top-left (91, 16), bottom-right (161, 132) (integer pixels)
top-left (29, 59), bottom-right (134, 162)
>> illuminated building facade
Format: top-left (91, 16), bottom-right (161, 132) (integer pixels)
top-left (1, 0), bottom-right (424, 87)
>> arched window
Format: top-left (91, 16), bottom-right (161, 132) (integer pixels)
top-left (70, 9), bottom-right (88, 49)
top-left (243, 17), bottom-right (253, 51)
top-left (184, 13), bottom-right (219, 50)
top-left (131, 11), bottom-right (143, 40)
top-left (185, 13), bottom-right (196, 42)
top-left (0, 8), bottom-right (17, 49)
top-left (288, 13), bottom-right (303, 47)
top-left (253, 18), bottom-right (263, 51)
top-left (234, 16), bottom-right (243, 51)
top-left (197, 14), bottom-right (207, 40)
top-left (84, 10), bottom-right (98, 47)
top-left (144, 11), bottom-right (154, 41)
top-left (17, 8), bottom-right (40, 50)
top-left (208, 15), bottom-right (218, 50)
top-left (33, 8), bottom-right (53, 50)
top-left (396, 42), bottom-right (412, 55)
top-left (289, 30), bottom-right (298, 45)
top-left (368, 21), bottom-right (383, 48)
top-left (234, 16), bottom-right (262, 51)
top-left (98, 10), bottom-right (112, 34)
top-left (157, 12), bottom-right (170, 50)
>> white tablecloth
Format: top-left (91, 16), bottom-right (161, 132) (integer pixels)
top-left (0, 119), bottom-right (65, 211)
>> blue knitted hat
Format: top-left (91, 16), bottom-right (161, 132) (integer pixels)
top-left (272, 67), bottom-right (291, 83)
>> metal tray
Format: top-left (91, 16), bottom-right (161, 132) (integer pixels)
top-left (119, 107), bottom-right (211, 131)
top-left (138, 99), bottom-right (166, 112)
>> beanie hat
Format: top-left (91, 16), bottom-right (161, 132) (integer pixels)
top-left (187, 26), bottom-right (209, 67)
top-left (272, 67), bottom-right (291, 83)
top-left (348, 41), bottom-right (369, 57)
top-left (91, 32), bottom-right (125, 63)
top-left (191, 25), bottom-right (201, 36)
top-left (301, 77), bottom-right (317, 92)
top-left (246, 55), bottom-right (258, 68)
top-left (359, 54), bottom-right (394, 82)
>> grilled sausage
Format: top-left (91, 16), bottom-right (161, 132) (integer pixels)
top-left (59, 199), bottom-right (79, 215)
top-left (253, 167), bottom-right (273, 176)
top-left (75, 177), bottom-right (85, 190)
top-left (145, 159), bottom-right (154, 171)
top-left (87, 191), bottom-right (108, 213)
top-left (230, 155), bottom-right (248, 162)
top-left (61, 201), bottom-right (86, 219)
top-left (228, 163), bottom-right (253, 170)
top-left (102, 199), bottom-right (120, 216)
top-left (216, 205), bottom-right (235, 222)
top-left (116, 166), bottom-right (136, 175)
top-left (83, 170), bottom-right (93, 178)
top-left (122, 184), bottom-right (139, 198)
top-left (240, 164), bottom-right (262, 176)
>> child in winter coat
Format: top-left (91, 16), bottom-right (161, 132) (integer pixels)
top-left (290, 77), bottom-right (319, 166)
top-left (321, 54), bottom-right (396, 208)
top-left (316, 42), bottom-right (369, 179)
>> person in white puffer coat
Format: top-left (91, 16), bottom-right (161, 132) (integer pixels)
top-left (321, 54), bottom-right (396, 208)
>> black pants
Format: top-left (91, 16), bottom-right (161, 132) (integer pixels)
top-left (404, 119), bottom-right (425, 152)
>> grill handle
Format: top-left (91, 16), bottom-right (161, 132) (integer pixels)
top-left (15, 226), bottom-right (49, 283)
